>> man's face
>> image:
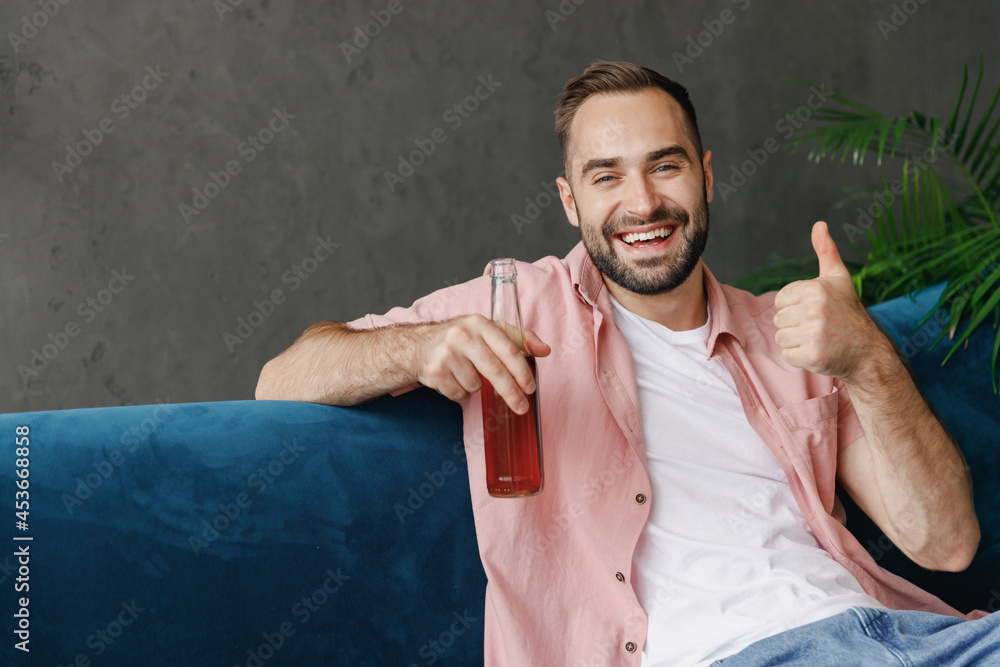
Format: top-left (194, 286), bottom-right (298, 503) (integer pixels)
top-left (557, 89), bottom-right (713, 296)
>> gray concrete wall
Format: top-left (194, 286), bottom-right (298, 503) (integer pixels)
top-left (2, 0), bottom-right (998, 411)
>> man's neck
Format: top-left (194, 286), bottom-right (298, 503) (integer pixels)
top-left (603, 263), bottom-right (708, 331)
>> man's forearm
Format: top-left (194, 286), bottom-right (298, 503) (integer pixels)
top-left (255, 320), bottom-right (430, 405)
top-left (843, 336), bottom-right (979, 569)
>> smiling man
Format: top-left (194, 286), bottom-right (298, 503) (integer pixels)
top-left (256, 61), bottom-right (997, 665)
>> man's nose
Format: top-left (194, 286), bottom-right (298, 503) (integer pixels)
top-left (623, 176), bottom-right (658, 219)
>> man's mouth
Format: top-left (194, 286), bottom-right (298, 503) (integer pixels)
top-left (615, 225), bottom-right (678, 250)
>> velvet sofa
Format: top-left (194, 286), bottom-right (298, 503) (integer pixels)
top-left (1, 283), bottom-right (997, 665)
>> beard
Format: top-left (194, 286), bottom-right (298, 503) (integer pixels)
top-left (575, 186), bottom-right (710, 296)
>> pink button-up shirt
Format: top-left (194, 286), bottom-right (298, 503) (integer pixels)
top-left (348, 241), bottom-right (987, 666)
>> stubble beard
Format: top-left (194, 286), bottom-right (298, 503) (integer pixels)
top-left (575, 186), bottom-right (710, 296)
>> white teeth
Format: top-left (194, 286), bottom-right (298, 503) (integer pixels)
top-left (622, 227), bottom-right (674, 244)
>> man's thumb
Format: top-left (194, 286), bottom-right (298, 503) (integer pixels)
top-left (812, 221), bottom-right (850, 279)
top-left (524, 329), bottom-right (551, 357)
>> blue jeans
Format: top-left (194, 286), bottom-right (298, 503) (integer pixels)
top-left (710, 607), bottom-right (1000, 666)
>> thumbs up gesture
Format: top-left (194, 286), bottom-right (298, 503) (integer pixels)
top-left (773, 221), bottom-right (884, 380)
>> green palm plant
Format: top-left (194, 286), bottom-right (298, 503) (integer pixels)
top-left (734, 58), bottom-right (1000, 391)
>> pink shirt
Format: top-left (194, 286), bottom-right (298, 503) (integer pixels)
top-left (348, 241), bottom-right (987, 666)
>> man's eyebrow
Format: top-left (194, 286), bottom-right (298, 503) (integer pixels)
top-left (580, 156), bottom-right (621, 177)
top-left (579, 145), bottom-right (692, 178)
top-left (646, 145), bottom-right (691, 163)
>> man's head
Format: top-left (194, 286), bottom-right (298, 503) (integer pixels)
top-left (555, 61), bottom-right (704, 177)
top-left (554, 61), bottom-right (713, 297)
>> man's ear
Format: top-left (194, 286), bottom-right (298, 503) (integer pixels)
top-left (557, 176), bottom-right (579, 228)
top-left (702, 149), bottom-right (714, 204)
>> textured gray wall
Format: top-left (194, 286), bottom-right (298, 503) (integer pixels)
top-left (2, 0), bottom-right (998, 411)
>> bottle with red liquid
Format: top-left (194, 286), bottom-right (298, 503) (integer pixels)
top-left (481, 258), bottom-right (543, 498)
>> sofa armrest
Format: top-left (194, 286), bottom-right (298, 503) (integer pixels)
top-left (0, 390), bottom-right (486, 665)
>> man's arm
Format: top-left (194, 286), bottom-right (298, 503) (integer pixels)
top-left (774, 221), bottom-right (979, 572)
top-left (255, 316), bottom-right (550, 413)
top-left (835, 341), bottom-right (979, 572)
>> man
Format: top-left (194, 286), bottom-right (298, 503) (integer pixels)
top-left (257, 61), bottom-right (997, 665)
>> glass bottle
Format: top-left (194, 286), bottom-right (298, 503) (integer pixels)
top-left (482, 259), bottom-right (543, 497)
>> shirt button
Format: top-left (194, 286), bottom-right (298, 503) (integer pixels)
top-left (635, 493), bottom-right (646, 504)
top-left (625, 641), bottom-right (637, 652)
top-left (615, 571), bottom-right (625, 583)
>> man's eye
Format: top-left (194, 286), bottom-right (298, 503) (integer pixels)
top-left (595, 175), bottom-right (615, 184)
top-left (656, 164), bottom-right (677, 173)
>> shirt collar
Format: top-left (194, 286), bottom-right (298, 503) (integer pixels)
top-left (567, 240), bottom-right (746, 352)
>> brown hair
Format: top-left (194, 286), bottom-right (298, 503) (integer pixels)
top-left (554, 60), bottom-right (703, 175)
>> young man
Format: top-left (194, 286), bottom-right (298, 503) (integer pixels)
top-left (257, 61), bottom-right (996, 665)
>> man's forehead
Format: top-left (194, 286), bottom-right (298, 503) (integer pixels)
top-left (566, 89), bottom-right (691, 173)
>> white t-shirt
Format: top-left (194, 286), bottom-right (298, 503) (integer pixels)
top-left (608, 294), bottom-right (886, 667)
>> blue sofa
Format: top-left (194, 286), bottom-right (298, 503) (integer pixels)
top-left (1, 284), bottom-right (997, 665)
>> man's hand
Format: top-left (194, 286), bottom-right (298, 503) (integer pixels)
top-left (256, 315), bottom-right (550, 408)
top-left (772, 221), bottom-right (886, 380)
top-left (416, 314), bottom-right (551, 414)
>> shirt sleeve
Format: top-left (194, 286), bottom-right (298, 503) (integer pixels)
top-left (345, 272), bottom-right (493, 329)
top-left (833, 376), bottom-right (866, 451)
top-left (343, 272), bottom-right (493, 397)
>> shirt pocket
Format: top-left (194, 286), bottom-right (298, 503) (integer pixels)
top-left (776, 390), bottom-right (841, 518)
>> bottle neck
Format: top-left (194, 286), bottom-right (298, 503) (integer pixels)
top-left (490, 276), bottom-right (526, 352)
